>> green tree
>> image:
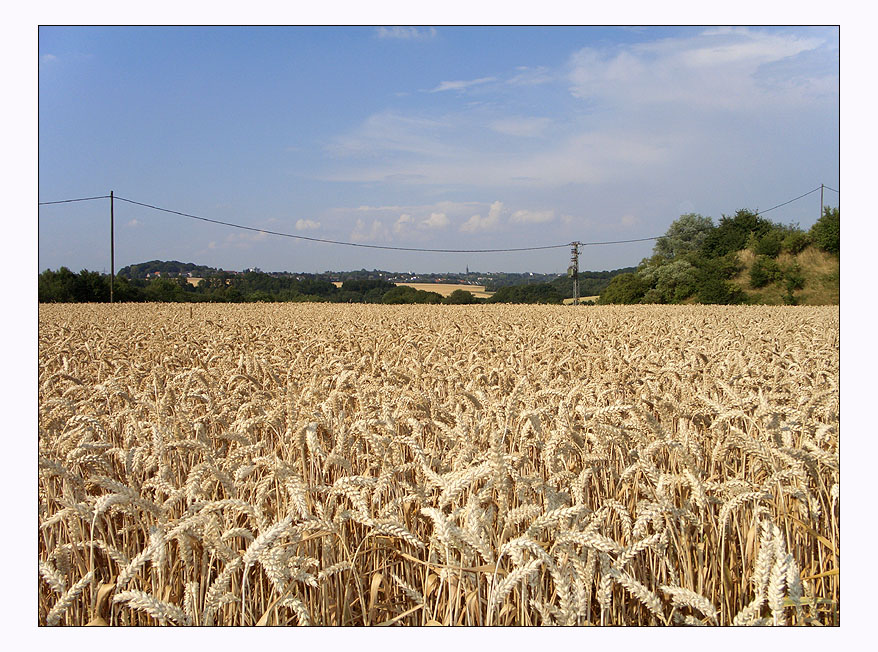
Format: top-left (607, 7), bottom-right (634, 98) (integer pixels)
top-left (382, 286), bottom-right (443, 304)
top-left (692, 252), bottom-right (745, 304)
top-left (144, 277), bottom-right (184, 302)
top-left (701, 209), bottom-right (772, 258)
top-left (598, 273), bottom-right (647, 304)
top-left (753, 228), bottom-right (785, 258)
top-left (653, 213), bottom-right (714, 260)
top-left (38, 267), bottom-right (78, 302)
top-left (783, 230), bottom-right (812, 255)
top-left (443, 289), bottom-right (477, 304)
top-left (695, 277), bottom-right (746, 304)
top-left (810, 206), bottom-right (839, 255)
top-left (487, 283), bottom-right (562, 304)
top-left (111, 276), bottom-right (143, 302)
top-left (750, 256), bottom-right (783, 288)
top-left (641, 258), bottom-right (697, 303)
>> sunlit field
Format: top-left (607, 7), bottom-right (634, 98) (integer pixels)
top-left (38, 303), bottom-right (839, 626)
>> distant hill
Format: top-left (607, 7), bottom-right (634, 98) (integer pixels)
top-left (117, 260), bottom-right (224, 279)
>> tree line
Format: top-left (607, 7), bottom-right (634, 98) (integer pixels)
top-left (39, 206), bottom-right (837, 306)
top-left (37, 268), bottom-right (627, 305)
top-left (39, 262), bottom-right (635, 304)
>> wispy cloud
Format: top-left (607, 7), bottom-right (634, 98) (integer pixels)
top-left (326, 110), bottom-right (452, 159)
top-left (489, 116), bottom-right (551, 138)
top-left (354, 200), bottom-right (481, 216)
top-left (40, 53), bottom-right (58, 64)
top-left (430, 77), bottom-right (496, 93)
top-left (567, 27), bottom-right (832, 111)
top-left (322, 28), bottom-right (835, 195)
top-left (507, 65), bottom-right (554, 86)
top-left (295, 219), bottom-right (321, 231)
top-left (376, 27), bottom-right (437, 40)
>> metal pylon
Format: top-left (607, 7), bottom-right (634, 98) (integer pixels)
top-left (568, 241), bottom-right (580, 305)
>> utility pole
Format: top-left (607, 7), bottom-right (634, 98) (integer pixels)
top-left (820, 183), bottom-right (825, 222)
top-left (568, 241), bottom-right (580, 305)
top-left (110, 190), bottom-right (115, 303)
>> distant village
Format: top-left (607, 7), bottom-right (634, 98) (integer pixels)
top-left (129, 262), bottom-right (553, 290)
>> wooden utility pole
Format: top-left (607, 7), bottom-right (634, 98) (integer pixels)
top-left (110, 190), bottom-right (115, 303)
top-left (820, 183), bottom-right (825, 222)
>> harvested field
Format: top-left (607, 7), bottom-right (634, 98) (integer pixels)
top-left (38, 303), bottom-right (839, 626)
top-left (331, 281), bottom-right (493, 298)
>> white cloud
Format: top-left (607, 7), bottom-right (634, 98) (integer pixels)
top-left (460, 201), bottom-right (503, 233)
top-left (354, 200), bottom-right (482, 215)
top-left (568, 27), bottom-right (831, 111)
top-left (376, 27), bottom-right (436, 40)
top-left (327, 110), bottom-right (451, 158)
top-left (126, 219), bottom-right (141, 228)
top-left (40, 53), bottom-right (58, 64)
top-left (507, 65), bottom-right (554, 86)
top-left (295, 219), bottom-right (321, 231)
top-left (317, 27), bottom-right (836, 213)
top-left (351, 219), bottom-right (390, 243)
top-left (393, 214), bottom-right (414, 234)
top-left (430, 77), bottom-right (496, 93)
top-left (421, 212), bottom-right (449, 229)
top-left (510, 209), bottom-right (555, 224)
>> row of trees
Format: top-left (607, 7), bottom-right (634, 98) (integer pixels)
top-left (598, 207), bottom-right (839, 305)
top-left (39, 258), bottom-right (637, 305)
top-left (37, 269), bottom-right (573, 305)
top-left (41, 207), bottom-right (838, 306)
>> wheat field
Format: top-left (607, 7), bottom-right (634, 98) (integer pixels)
top-left (38, 303), bottom-right (839, 626)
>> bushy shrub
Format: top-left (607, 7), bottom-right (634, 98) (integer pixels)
top-left (750, 256), bottom-right (783, 288)
top-left (783, 231), bottom-right (812, 255)
top-left (754, 229), bottom-right (784, 258)
top-left (701, 209), bottom-right (772, 258)
top-left (696, 277), bottom-right (746, 304)
top-left (443, 289), bottom-right (477, 304)
top-left (810, 207), bottom-right (839, 255)
top-left (598, 273), bottom-right (648, 304)
top-left (382, 286), bottom-right (443, 304)
top-left (784, 262), bottom-right (805, 292)
top-left (488, 284), bottom-right (562, 304)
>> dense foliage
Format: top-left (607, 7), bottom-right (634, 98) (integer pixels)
top-left (484, 268), bottom-right (633, 295)
top-left (598, 207), bottom-right (840, 305)
top-left (810, 206), bottom-right (839, 256)
top-left (39, 264), bottom-right (634, 305)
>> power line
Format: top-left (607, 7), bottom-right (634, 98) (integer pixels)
top-left (114, 195), bottom-right (648, 253)
top-left (579, 236), bottom-right (662, 246)
top-left (38, 195), bottom-right (111, 206)
top-left (754, 187), bottom-right (822, 216)
top-left (38, 184), bottom-right (838, 254)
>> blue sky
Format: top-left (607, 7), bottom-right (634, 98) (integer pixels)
top-left (38, 25), bottom-right (839, 274)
